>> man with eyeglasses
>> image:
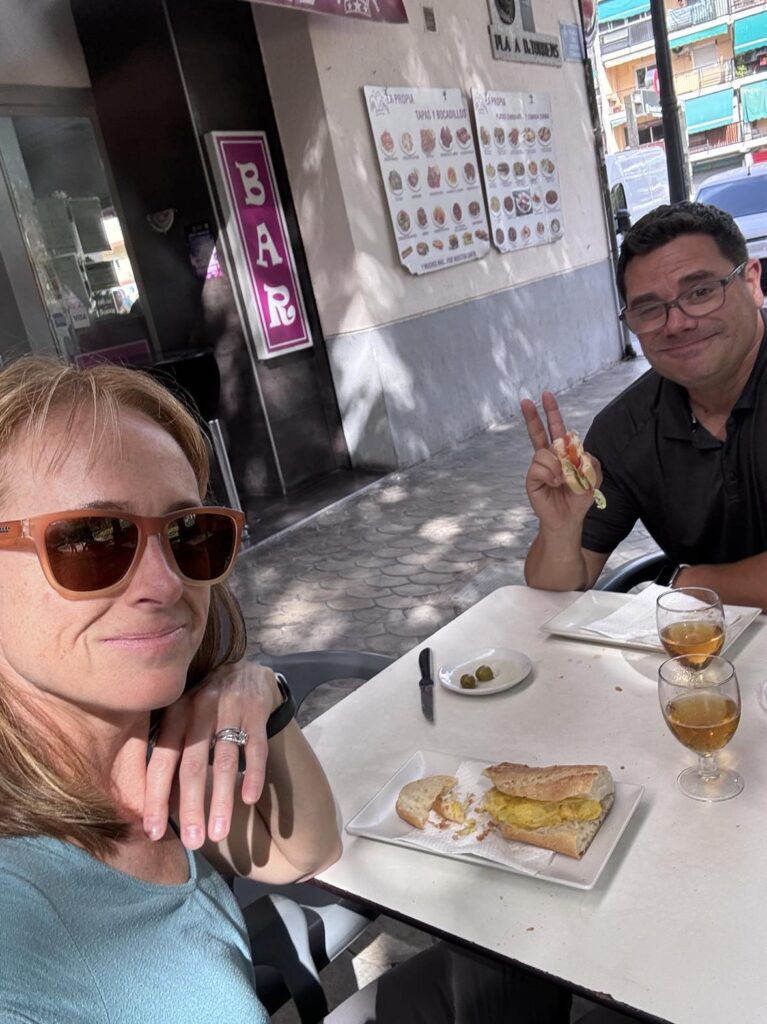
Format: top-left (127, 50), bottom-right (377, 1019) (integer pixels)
top-left (522, 201), bottom-right (767, 606)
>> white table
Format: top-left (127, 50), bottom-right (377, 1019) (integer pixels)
top-left (304, 586), bottom-right (767, 1024)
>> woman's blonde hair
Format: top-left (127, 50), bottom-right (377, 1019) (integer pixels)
top-left (0, 356), bottom-right (247, 856)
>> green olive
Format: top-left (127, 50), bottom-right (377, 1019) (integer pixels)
top-left (460, 673), bottom-right (477, 689)
top-left (475, 664), bottom-right (494, 682)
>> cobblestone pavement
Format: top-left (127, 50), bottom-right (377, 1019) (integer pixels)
top-left (231, 355), bottom-right (655, 667)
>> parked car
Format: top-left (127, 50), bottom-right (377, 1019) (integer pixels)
top-left (696, 164), bottom-right (767, 292)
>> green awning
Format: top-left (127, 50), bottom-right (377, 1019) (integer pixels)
top-left (734, 10), bottom-right (767, 54)
top-left (597, 0), bottom-right (650, 24)
top-left (741, 80), bottom-right (767, 122)
top-left (684, 88), bottom-right (734, 133)
top-left (670, 21), bottom-right (729, 48)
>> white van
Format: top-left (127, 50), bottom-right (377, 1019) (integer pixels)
top-left (605, 146), bottom-right (670, 231)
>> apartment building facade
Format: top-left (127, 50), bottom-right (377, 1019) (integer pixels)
top-left (596, 0), bottom-right (767, 188)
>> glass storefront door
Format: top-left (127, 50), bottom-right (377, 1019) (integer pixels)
top-left (0, 112), bottom-right (151, 367)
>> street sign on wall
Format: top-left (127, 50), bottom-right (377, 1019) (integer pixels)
top-left (206, 131), bottom-right (312, 360)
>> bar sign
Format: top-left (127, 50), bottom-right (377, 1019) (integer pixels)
top-left (206, 131), bottom-right (312, 360)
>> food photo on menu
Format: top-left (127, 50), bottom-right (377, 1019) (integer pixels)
top-left (472, 88), bottom-right (564, 254)
top-left (364, 85), bottom-right (491, 276)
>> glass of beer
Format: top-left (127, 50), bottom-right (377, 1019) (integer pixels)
top-left (656, 587), bottom-right (725, 667)
top-left (658, 655), bottom-right (742, 801)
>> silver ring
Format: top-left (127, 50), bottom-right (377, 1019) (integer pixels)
top-left (212, 726), bottom-right (248, 747)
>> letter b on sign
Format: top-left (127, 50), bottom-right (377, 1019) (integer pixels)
top-left (235, 161), bottom-right (266, 206)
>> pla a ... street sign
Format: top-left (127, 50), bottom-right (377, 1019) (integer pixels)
top-left (206, 131), bottom-right (312, 360)
top-left (487, 0), bottom-right (563, 67)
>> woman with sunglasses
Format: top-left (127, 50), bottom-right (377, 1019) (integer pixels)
top-left (0, 357), bottom-right (341, 1022)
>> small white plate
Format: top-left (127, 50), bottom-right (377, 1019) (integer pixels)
top-left (346, 750), bottom-right (644, 891)
top-left (541, 590), bottom-right (762, 654)
top-left (438, 648), bottom-right (532, 696)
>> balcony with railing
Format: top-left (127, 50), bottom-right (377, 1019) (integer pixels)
top-left (674, 58), bottom-right (735, 94)
top-left (599, 0), bottom-right (767, 56)
top-left (667, 0), bottom-right (730, 34)
top-left (607, 60), bottom-right (736, 118)
top-left (600, 17), bottom-right (654, 54)
top-left (730, 0), bottom-right (766, 12)
top-left (688, 119), bottom-right (743, 152)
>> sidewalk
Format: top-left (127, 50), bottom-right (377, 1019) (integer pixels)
top-left (231, 355), bottom-right (655, 669)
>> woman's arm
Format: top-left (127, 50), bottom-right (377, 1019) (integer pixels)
top-left (144, 660), bottom-right (341, 881)
top-left (202, 721), bottom-right (342, 882)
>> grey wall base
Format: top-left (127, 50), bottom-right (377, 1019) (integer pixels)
top-left (326, 258), bottom-right (624, 471)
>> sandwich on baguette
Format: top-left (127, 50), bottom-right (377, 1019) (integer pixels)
top-left (481, 762), bottom-right (614, 859)
top-left (551, 432), bottom-right (606, 510)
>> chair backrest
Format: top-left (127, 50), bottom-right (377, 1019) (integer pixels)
top-left (255, 650), bottom-right (393, 709)
top-left (237, 649), bottom-right (393, 1021)
top-left (595, 550), bottom-right (667, 593)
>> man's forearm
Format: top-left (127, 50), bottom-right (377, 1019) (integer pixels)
top-left (524, 524), bottom-right (592, 591)
top-left (676, 553), bottom-right (767, 612)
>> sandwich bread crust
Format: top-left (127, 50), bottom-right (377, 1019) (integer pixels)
top-left (396, 774), bottom-right (457, 829)
top-left (484, 762), bottom-right (613, 803)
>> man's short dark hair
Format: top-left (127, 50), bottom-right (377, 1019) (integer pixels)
top-left (616, 201), bottom-right (748, 303)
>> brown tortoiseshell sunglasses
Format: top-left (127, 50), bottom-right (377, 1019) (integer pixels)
top-left (0, 507), bottom-right (244, 600)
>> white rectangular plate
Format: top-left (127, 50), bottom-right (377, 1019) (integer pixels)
top-left (345, 750), bottom-right (643, 891)
top-left (540, 590), bottom-right (762, 653)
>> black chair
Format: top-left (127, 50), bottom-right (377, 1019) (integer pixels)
top-left (236, 649), bottom-right (394, 1022)
top-left (595, 550), bottom-right (667, 593)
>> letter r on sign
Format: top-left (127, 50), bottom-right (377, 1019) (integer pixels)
top-left (264, 285), bottom-right (297, 327)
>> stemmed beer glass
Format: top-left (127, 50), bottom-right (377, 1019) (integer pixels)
top-left (658, 655), bottom-right (742, 801)
top-left (656, 587), bottom-right (725, 667)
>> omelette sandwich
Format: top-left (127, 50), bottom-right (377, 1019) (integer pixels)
top-left (481, 762), bottom-right (614, 859)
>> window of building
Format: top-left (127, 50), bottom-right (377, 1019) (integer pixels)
top-left (638, 123), bottom-right (666, 144)
top-left (692, 41), bottom-right (718, 69)
top-left (635, 64), bottom-right (657, 89)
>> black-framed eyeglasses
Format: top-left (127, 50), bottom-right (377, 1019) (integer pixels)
top-left (620, 261), bottom-right (747, 333)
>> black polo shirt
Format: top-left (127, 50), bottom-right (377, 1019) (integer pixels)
top-left (582, 310), bottom-right (767, 566)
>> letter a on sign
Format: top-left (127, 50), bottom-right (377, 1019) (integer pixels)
top-left (206, 131), bottom-right (312, 359)
top-left (255, 223), bottom-right (284, 268)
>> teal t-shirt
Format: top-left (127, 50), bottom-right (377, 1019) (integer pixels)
top-left (0, 835), bottom-right (269, 1023)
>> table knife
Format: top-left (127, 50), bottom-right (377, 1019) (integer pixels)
top-left (418, 646), bottom-right (435, 724)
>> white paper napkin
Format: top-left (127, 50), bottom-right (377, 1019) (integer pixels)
top-left (581, 583), bottom-right (748, 645)
top-left (398, 760), bottom-right (554, 876)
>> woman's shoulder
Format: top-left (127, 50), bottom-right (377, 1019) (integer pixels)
top-left (0, 837), bottom-right (77, 931)
top-left (0, 838), bottom-right (105, 1016)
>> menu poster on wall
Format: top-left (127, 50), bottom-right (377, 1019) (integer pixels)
top-left (472, 89), bottom-right (563, 254)
top-left (365, 86), bottom-right (491, 276)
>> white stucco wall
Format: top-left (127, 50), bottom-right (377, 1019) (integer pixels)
top-left (0, 0), bottom-right (90, 89)
top-left (253, 0), bottom-right (614, 339)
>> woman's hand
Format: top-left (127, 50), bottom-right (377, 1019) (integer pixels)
top-left (143, 661), bottom-right (282, 849)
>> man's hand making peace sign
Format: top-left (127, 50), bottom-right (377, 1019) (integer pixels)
top-left (521, 392), bottom-right (610, 591)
